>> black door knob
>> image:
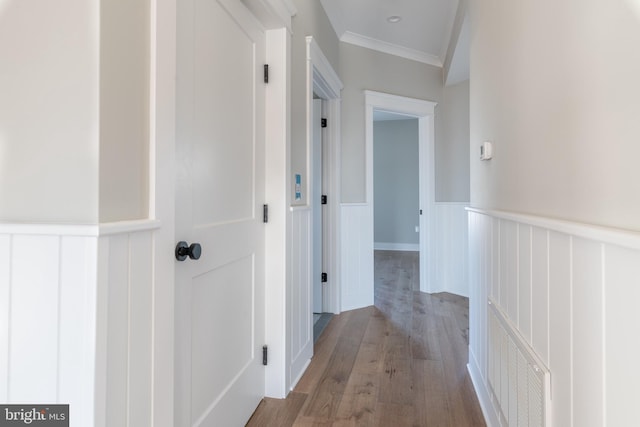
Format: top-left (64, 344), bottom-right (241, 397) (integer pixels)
top-left (175, 241), bottom-right (202, 261)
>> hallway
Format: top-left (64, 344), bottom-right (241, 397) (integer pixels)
top-left (247, 251), bottom-right (485, 426)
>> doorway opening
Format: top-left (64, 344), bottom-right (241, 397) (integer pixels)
top-left (365, 91), bottom-right (437, 296)
top-left (311, 95), bottom-right (333, 342)
top-left (306, 35), bottom-right (343, 326)
top-left (373, 112), bottom-right (420, 304)
top-left (373, 112), bottom-right (420, 253)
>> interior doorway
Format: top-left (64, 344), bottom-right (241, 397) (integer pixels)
top-left (312, 96), bottom-right (332, 341)
top-left (365, 91), bottom-right (437, 295)
top-left (305, 35), bottom-right (343, 322)
top-left (373, 113), bottom-right (420, 254)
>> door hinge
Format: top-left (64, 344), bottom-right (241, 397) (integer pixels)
top-left (263, 204), bottom-right (269, 223)
top-left (321, 118), bottom-right (327, 128)
top-left (264, 64), bottom-right (269, 83)
top-left (419, 209), bottom-right (423, 215)
top-left (321, 272), bottom-right (328, 283)
top-left (321, 195), bottom-right (327, 205)
top-left (263, 345), bottom-right (268, 366)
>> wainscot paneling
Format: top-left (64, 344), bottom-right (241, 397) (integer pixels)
top-left (289, 206), bottom-right (313, 390)
top-left (432, 202), bottom-right (469, 296)
top-left (344, 202), bottom-right (468, 309)
top-left (340, 203), bottom-right (374, 311)
top-left (468, 208), bottom-right (640, 427)
top-left (0, 220), bottom-right (159, 427)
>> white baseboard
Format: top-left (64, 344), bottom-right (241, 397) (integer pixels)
top-left (467, 350), bottom-right (499, 427)
top-left (374, 242), bottom-right (419, 251)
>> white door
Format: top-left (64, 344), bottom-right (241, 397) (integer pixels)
top-left (312, 99), bottom-right (323, 314)
top-left (175, 1), bottom-right (265, 426)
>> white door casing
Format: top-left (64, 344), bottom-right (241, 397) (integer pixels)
top-left (365, 91), bottom-right (437, 295)
top-left (306, 37), bottom-right (343, 314)
top-left (312, 98), bottom-right (323, 314)
top-left (175, 1), bottom-right (266, 426)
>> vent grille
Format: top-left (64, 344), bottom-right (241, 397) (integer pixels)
top-left (488, 298), bottom-right (551, 427)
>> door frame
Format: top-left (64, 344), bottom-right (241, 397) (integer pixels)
top-left (364, 91), bottom-right (437, 294)
top-left (311, 98), bottom-right (323, 314)
top-left (149, 0), bottom-right (297, 418)
top-left (149, 0), bottom-right (177, 425)
top-left (306, 36), bottom-right (343, 314)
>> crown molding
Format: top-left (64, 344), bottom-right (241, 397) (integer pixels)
top-left (241, 0), bottom-right (297, 32)
top-left (340, 31), bottom-right (442, 68)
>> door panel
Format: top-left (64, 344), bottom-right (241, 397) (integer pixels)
top-left (190, 256), bottom-right (254, 421)
top-left (175, 0), bottom-right (265, 425)
top-left (192, 6), bottom-right (255, 225)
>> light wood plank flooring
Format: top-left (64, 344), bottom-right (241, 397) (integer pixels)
top-left (247, 250), bottom-right (485, 426)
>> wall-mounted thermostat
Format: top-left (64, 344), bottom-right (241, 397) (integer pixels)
top-left (480, 141), bottom-right (493, 160)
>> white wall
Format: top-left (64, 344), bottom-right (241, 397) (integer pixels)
top-left (432, 202), bottom-right (468, 296)
top-left (470, 0), bottom-right (640, 231)
top-left (340, 203), bottom-right (373, 311)
top-left (0, 0), bottom-right (154, 224)
top-left (98, 224), bottom-right (157, 427)
top-left (0, 0), bottom-right (99, 223)
top-left (99, 0), bottom-right (151, 222)
top-left (0, 1), bottom-right (172, 425)
top-left (374, 119), bottom-right (419, 248)
top-left (289, 207), bottom-right (313, 387)
top-left (468, 209), bottom-right (640, 427)
top-left (0, 226), bottom-right (97, 426)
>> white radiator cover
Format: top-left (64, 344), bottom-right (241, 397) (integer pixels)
top-left (488, 298), bottom-right (551, 427)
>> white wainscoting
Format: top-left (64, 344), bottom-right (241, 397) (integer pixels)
top-left (0, 220), bottom-right (158, 427)
top-left (341, 202), bottom-right (467, 311)
top-left (340, 203), bottom-right (374, 312)
top-left (0, 226), bottom-right (98, 427)
top-left (289, 207), bottom-right (313, 390)
top-left (468, 208), bottom-right (640, 427)
top-left (432, 202), bottom-right (468, 296)
top-left (97, 221), bottom-right (158, 427)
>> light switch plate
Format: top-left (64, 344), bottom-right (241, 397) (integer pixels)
top-left (480, 141), bottom-right (493, 160)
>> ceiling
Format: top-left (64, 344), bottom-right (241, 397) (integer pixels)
top-left (320, 0), bottom-right (469, 85)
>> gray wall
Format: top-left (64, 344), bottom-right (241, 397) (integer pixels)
top-left (374, 119), bottom-right (419, 245)
top-left (471, 0), bottom-right (640, 230)
top-left (437, 80), bottom-right (470, 202)
top-left (339, 43), bottom-right (444, 203)
top-left (290, 0), bottom-right (339, 205)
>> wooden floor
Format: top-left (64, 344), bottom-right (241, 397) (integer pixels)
top-left (246, 250), bottom-right (486, 427)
